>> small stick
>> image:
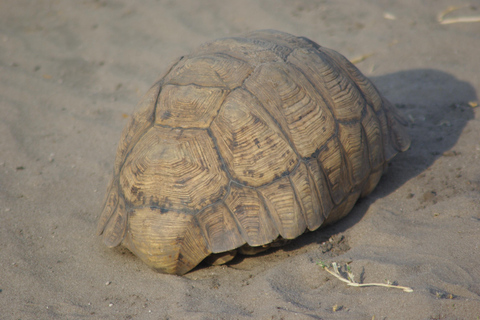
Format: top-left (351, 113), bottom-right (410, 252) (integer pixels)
top-left (350, 53), bottom-right (375, 64)
top-left (438, 5), bottom-right (480, 24)
top-left (318, 261), bottom-right (413, 293)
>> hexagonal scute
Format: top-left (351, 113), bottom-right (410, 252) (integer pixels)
top-left (119, 126), bottom-right (229, 212)
top-left (211, 88), bottom-right (298, 187)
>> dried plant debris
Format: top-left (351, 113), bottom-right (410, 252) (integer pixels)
top-left (438, 5), bottom-right (480, 24)
top-left (318, 261), bottom-right (413, 293)
top-left (350, 53), bottom-right (375, 64)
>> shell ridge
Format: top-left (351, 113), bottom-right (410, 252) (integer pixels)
top-left (305, 159), bottom-right (330, 221)
top-left (102, 193), bottom-right (128, 247)
top-left (315, 137), bottom-right (351, 205)
top-left (383, 100), bottom-right (411, 152)
top-left (362, 103), bottom-right (386, 168)
top-left (223, 183), bottom-right (250, 245)
top-left (224, 182), bottom-right (279, 246)
top-left (205, 127), bottom-right (236, 183)
top-left (222, 186), bottom-right (254, 249)
top-left (97, 180), bottom-right (119, 236)
top-left (359, 120), bottom-right (374, 180)
top-left (255, 189), bottom-right (282, 240)
top-left (287, 174), bottom-right (308, 233)
top-left (338, 122), bottom-right (371, 187)
top-left (193, 212), bottom-right (213, 252)
top-left (336, 135), bottom-right (355, 195)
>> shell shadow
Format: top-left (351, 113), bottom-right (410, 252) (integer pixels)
top-left (286, 68), bottom-right (477, 249)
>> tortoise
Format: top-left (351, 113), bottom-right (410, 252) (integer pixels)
top-left (97, 30), bottom-right (410, 275)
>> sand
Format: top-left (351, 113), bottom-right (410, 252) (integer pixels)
top-left (1, 0), bottom-right (479, 319)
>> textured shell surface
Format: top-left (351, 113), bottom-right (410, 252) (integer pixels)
top-left (97, 30), bottom-right (410, 275)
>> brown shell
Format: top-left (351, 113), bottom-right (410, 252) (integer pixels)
top-left (97, 30), bottom-right (410, 275)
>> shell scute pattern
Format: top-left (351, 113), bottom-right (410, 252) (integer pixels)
top-left (97, 30), bottom-right (410, 275)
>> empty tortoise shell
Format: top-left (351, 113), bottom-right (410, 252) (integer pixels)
top-left (97, 30), bottom-right (410, 275)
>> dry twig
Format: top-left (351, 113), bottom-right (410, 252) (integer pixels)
top-left (350, 53), bottom-right (375, 64)
top-left (318, 261), bottom-right (413, 293)
top-left (438, 5), bottom-right (480, 24)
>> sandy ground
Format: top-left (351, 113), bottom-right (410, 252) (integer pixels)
top-left (1, 0), bottom-right (480, 319)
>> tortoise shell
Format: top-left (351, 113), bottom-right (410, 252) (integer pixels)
top-left (97, 30), bottom-right (410, 275)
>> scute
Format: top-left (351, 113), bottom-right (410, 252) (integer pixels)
top-left (211, 88), bottom-right (299, 187)
top-left (224, 183), bottom-right (279, 246)
top-left (155, 84), bottom-right (228, 128)
top-left (338, 122), bottom-right (370, 186)
top-left (316, 137), bottom-right (351, 205)
top-left (305, 157), bottom-right (334, 218)
top-left (98, 30), bottom-right (410, 275)
top-left (288, 48), bottom-right (365, 122)
top-left (258, 176), bottom-right (307, 239)
top-left (290, 162), bottom-right (325, 231)
top-left (119, 126), bottom-right (228, 211)
top-left (123, 207), bottom-right (209, 275)
top-left (244, 62), bottom-right (337, 158)
top-left (195, 202), bottom-right (246, 253)
top-left (361, 105), bottom-right (385, 171)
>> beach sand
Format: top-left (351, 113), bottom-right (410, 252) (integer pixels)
top-left (1, 0), bottom-right (479, 318)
